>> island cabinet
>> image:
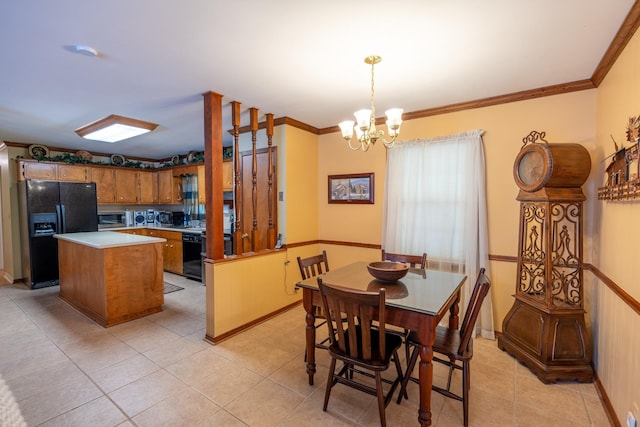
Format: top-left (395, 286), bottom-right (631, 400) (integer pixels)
top-left (55, 231), bottom-right (165, 327)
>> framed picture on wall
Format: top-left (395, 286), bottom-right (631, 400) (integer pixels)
top-left (328, 173), bottom-right (374, 204)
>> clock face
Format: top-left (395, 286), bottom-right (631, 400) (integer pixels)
top-left (518, 151), bottom-right (544, 186)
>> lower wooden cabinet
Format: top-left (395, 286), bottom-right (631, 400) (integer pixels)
top-left (144, 229), bottom-right (183, 274)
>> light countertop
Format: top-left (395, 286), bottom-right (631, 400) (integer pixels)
top-left (54, 231), bottom-right (166, 249)
top-left (99, 225), bottom-right (207, 234)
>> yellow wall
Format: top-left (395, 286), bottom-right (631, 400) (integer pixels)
top-left (593, 25), bottom-right (640, 425)
top-left (207, 123), bottom-right (320, 337)
top-left (318, 90), bottom-right (597, 330)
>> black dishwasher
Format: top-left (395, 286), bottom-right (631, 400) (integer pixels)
top-left (182, 232), bottom-right (202, 281)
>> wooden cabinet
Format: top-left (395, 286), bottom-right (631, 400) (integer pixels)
top-left (157, 169), bottom-right (184, 205)
top-left (223, 160), bottom-right (233, 191)
top-left (91, 167), bottom-right (117, 204)
top-left (18, 160), bottom-right (57, 181)
top-left (114, 169), bottom-right (138, 204)
top-left (58, 164), bottom-right (90, 182)
top-left (197, 165), bottom-right (206, 204)
top-left (18, 160), bottom-right (90, 182)
top-left (145, 229), bottom-right (182, 274)
top-left (138, 171), bottom-right (158, 204)
top-left (157, 170), bottom-right (174, 204)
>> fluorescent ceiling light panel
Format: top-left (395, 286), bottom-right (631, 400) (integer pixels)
top-left (75, 114), bottom-right (159, 143)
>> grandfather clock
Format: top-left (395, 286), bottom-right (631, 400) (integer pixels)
top-left (498, 131), bottom-right (594, 383)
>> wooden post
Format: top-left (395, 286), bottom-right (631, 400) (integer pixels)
top-left (231, 101), bottom-right (242, 256)
top-left (202, 91), bottom-right (224, 261)
top-left (266, 113), bottom-right (276, 249)
top-left (250, 108), bottom-right (260, 252)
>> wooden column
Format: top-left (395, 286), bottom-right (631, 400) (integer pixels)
top-left (265, 114), bottom-right (276, 249)
top-left (231, 101), bottom-right (243, 256)
top-left (203, 91), bottom-right (224, 260)
top-left (250, 108), bottom-right (260, 252)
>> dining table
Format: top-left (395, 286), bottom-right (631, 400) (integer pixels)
top-left (296, 261), bottom-right (467, 427)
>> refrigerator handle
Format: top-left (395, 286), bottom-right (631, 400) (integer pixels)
top-left (56, 204), bottom-right (66, 233)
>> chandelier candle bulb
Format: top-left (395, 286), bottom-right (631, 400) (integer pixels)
top-left (339, 121), bottom-right (355, 140)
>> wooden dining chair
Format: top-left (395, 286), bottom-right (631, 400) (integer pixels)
top-left (396, 268), bottom-right (491, 427)
top-left (297, 251), bottom-right (331, 355)
top-left (297, 250), bottom-right (330, 280)
top-left (318, 277), bottom-right (404, 427)
top-left (381, 250), bottom-right (427, 269)
top-left (381, 250), bottom-right (428, 362)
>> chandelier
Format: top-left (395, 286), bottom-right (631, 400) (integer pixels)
top-left (338, 55), bottom-right (403, 151)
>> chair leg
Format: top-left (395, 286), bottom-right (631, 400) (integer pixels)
top-left (462, 360), bottom-right (470, 427)
top-left (375, 371), bottom-right (386, 427)
top-left (323, 358), bottom-right (337, 411)
top-left (397, 343), bottom-right (419, 404)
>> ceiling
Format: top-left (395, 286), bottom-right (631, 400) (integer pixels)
top-left (0, 1), bottom-right (636, 160)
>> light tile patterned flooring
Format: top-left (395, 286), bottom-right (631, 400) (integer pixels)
top-left (0, 273), bottom-right (610, 426)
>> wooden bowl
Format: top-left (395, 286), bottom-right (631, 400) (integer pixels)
top-left (367, 261), bottom-right (409, 282)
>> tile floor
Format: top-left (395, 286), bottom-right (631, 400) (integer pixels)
top-left (0, 273), bottom-right (611, 427)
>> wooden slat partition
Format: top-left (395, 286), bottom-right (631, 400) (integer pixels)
top-left (249, 108), bottom-right (260, 252)
top-left (232, 101), bottom-right (242, 256)
top-left (266, 113), bottom-right (275, 249)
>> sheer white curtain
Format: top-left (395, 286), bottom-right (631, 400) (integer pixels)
top-left (382, 129), bottom-right (494, 339)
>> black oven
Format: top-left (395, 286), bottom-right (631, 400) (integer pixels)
top-left (182, 232), bottom-right (202, 281)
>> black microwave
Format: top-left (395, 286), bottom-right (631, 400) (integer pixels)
top-left (172, 211), bottom-right (185, 226)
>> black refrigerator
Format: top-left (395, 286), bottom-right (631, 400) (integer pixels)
top-left (19, 179), bottom-right (98, 289)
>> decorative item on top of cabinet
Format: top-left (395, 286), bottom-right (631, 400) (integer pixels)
top-left (598, 116), bottom-right (640, 201)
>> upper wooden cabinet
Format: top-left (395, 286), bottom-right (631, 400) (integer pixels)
top-left (223, 160), bottom-right (233, 191)
top-left (114, 169), bottom-right (138, 204)
top-left (18, 160), bottom-right (89, 182)
top-left (18, 161), bottom-right (57, 181)
top-left (138, 171), bottom-right (159, 204)
top-left (198, 165), bottom-right (206, 204)
top-left (91, 167), bottom-right (116, 204)
top-left (58, 164), bottom-right (90, 182)
top-left (157, 169), bottom-right (174, 204)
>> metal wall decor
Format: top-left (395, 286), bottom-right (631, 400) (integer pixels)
top-left (598, 115), bottom-right (640, 200)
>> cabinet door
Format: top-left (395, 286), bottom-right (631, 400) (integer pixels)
top-left (223, 161), bottom-right (233, 191)
top-left (157, 170), bottom-right (174, 204)
top-left (197, 165), bottom-right (206, 204)
top-left (20, 161), bottom-right (57, 181)
top-left (91, 167), bottom-right (116, 204)
top-left (138, 171), bottom-right (158, 204)
top-left (58, 164), bottom-right (89, 182)
top-left (114, 169), bottom-right (138, 204)
top-left (163, 239), bottom-right (183, 274)
top-left (172, 175), bottom-right (183, 204)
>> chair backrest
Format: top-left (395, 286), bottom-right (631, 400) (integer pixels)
top-left (297, 250), bottom-right (330, 280)
top-left (318, 277), bottom-right (388, 361)
top-left (457, 267), bottom-right (491, 355)
top-left (381, 250), bottom-right (427, 269)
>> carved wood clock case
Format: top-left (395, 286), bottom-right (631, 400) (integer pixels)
top-left (498, 131), bottom-right (594, 383)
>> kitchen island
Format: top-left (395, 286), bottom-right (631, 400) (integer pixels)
top-left (54, 231), bottom-right (166, 327)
